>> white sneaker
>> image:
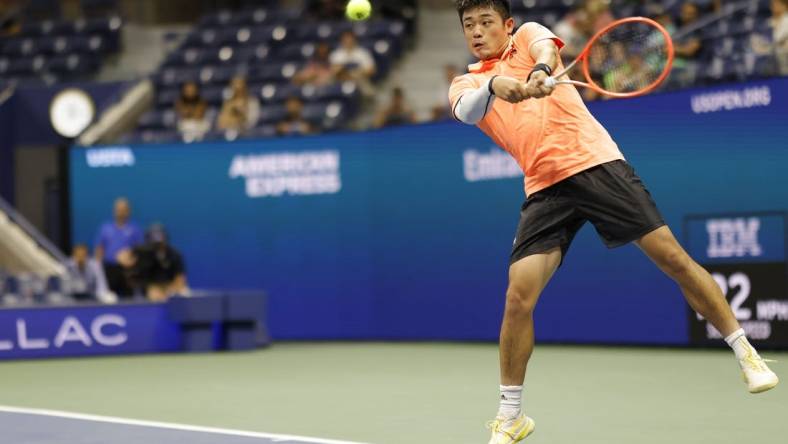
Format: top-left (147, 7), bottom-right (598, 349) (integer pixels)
top-left (486, 414), bottom-right (535, 444)
top-left (739, 348), bottom-right (779, 394)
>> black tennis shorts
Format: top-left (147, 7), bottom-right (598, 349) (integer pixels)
top-left (511, 160), bottom-right (665, 265)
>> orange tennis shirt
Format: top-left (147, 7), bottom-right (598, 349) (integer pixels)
top-left (449, 23), bottom-right (624, 196)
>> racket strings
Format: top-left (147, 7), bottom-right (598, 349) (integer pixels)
top-left (586, 22), bottom-right (671, 94)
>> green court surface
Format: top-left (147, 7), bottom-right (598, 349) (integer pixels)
top-left (0, 343), bottom-right (785, 444)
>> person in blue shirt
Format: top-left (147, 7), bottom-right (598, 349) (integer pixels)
top-left (93, 197), bottom-right (143, 298)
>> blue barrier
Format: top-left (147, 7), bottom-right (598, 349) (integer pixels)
top-left (0, 292), bottom-right (268, 360)
top-left (71, 78), bottom-right (788, 345)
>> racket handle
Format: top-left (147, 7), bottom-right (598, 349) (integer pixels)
top-left (544, 77), bottom-right (557, 88)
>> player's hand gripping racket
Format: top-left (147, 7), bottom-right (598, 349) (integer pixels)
top-left (544, 17), bottom-right (674, 98)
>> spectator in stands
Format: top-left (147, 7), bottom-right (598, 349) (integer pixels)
top-left (672, 2), bottom-right (703, 87)
top-left (773, 0), bottom-right (788, 75)
top-left (276, 96), bottom-right (316, 136)
top-left (129, 224), bottom-right (189, 302)
top-left (66, 244), bottom-right (116, 303)
top-left (331, 30), bottom-right (376, 96)
top-left (216, 76), bottom-right (260, 134)
top-left (175, 81), bottom-right (210, 142)
top-left (374, 87), bottom-right (416, 128)
top-left (554, 5), bottom-right (591, 62)
top-left (293, 42), bottom-right (336, 87)
top-left (432, 64), bottom-right (460, 121)
top-left (0, 1), bottom-right (21, 37)
top-left (94, 197), bottom-right (143, 299)
top-left (583, 0), bottom-right (614, 34)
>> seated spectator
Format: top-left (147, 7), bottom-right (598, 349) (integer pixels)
top-left (216, 76), bottom-right (260, 134)
top-left (293, 42), bottom-right (336, 87)
top-left (276, 96), bottom-right (316, 136)
top-left (432, 64), bottom-right (459, 121)
top-left (129, 224), bottom-right (189, 302)
top-left (773, 0), bottom-right (788, 75)
top-left (175, 81), bottom-right (210, 142)
top-left (374, 87), bottom-right (416, 128)
top-left (673, 2), bottom-right (703, 87)
top-left (66, 244), bottom-right (116, 303)
top-left (331, 30), bottom-right (376, 95)
top-left (94, 197), bottom-right (143, 299)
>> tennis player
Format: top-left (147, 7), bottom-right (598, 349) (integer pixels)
top-left (448, 1), bottom-right (779, 442)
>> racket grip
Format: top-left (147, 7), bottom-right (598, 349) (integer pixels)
top-left (544, 77), bottom-right (557, 88)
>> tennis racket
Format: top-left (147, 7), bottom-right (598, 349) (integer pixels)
top-left (544, 17), bottom-right (675, 99)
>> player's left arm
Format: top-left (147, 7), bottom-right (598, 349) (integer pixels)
top-left (525, 39), bottom-right (559, 99)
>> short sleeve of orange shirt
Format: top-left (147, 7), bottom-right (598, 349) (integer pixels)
top-left (449, 22), bottom-right (623, 196)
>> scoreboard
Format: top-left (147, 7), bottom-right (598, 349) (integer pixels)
top-left (685, 213), bottom-right (788, 347)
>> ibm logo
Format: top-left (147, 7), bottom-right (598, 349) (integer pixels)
top-left (706, 217), bottom-right (763, 258)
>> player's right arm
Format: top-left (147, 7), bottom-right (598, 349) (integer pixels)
top-left (449, 75), bottom-right (529, 125)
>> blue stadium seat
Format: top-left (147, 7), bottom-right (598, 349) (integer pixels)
top-left (38, 36), bottom-right (73, 55)
top-left (301, 81), bottom-right (360, 103)
top-left (9, 57), bottom-right (47, 76)
top-left (155, 87), bottom-right (181, 108)
top-left (255, 82), bottom-right (300, 103)
top-left (258, 104), bottom-right (288, 124)
top-left (236, 8), bottom-right (274, 26)
top-left (248, 124), bottom-right (278, 138)
top-left (235, 44), bottom-right (273, 64)
top-left (202, 85), bottom-right (226, 105)
top-left (248, 62), bottom-right (301, 83)
top-left (231, 27), bottom-right (274, 46)
top-left (19, 20), bottom-right (57, 37)
top-left (47, 54), bottom-right (97, 75)
top-left (199, 10), bottom-right (236, 28)
top-left (2, 38), bottom-right (38, 56)
top-left (138, 109), bottom-right (177, 130)
top-left (276, 42), bottom-right (312, 61)
top-left (0, 58), bottom-right (10, 76)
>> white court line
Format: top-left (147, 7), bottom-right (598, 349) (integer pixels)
top-left (0, 405), bottom-right (371, 444)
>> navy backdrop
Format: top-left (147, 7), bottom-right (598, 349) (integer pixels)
top-left (71, 78), bottom-right (788, 344)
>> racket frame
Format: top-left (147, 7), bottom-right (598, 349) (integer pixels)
top-left (545, 16), bottom-right (675, 98)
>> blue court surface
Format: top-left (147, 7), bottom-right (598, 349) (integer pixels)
top-left (0, 406), bottom-right (368, 444)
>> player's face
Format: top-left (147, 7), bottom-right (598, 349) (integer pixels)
top-left (461, 8), bottom-right (514, 60)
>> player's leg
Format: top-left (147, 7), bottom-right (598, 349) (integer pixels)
top-left (635, 226), bottom-right (738, 335)
top-left (489, 185), bottom-right (584, 443)
top-left (636, 226), bottom-right (778, 393)
top-left (574, 160), bottom-right (778, 393)
top-left (500, 247), bottom-right (562, 388)
top-left (488, 248), bottom-right (561, 444)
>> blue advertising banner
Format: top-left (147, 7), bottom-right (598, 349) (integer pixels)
top-left (0, 303), bottom-right (180, 359)
top-left (685, 212), bottom-right (787, 346)
top-left (71, 78), bottom-right (788, 345)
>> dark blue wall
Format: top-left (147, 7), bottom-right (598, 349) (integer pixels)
top-left (0, 81), bottom-right (127, 204)
top-left (71, 78), bottom-right (788, 344)
top-left (0, 95), bottom-right (15, 203)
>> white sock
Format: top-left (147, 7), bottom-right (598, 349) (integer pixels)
top-left (725, 328), bottom-right (755, 360)
top-left (498, 385), bottom-right (522, 419)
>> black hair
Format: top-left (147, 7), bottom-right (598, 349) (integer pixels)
top-left (455, 0), bottom-right (511, 21)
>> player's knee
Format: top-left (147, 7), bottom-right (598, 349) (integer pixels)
top-left (661, 248), bottom-right (692, 278)
top-left (505, 286), bottom-right (537, 317)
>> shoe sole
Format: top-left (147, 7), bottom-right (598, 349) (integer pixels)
top-left (750, 379), bottom-right (779, 394)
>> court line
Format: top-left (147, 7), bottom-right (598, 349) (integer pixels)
top-left (0, 405), bottom-right (370, 444)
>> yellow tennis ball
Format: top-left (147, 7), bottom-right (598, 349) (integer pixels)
top-left (346, 0), bottom-right (371, 21)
